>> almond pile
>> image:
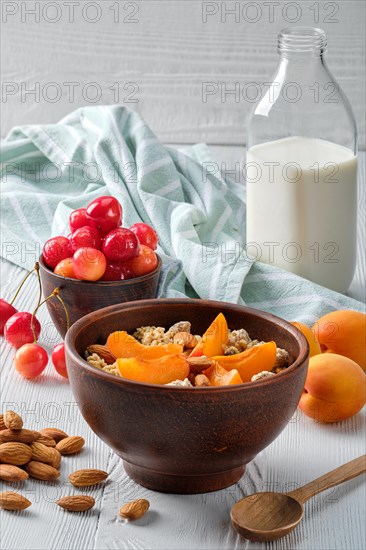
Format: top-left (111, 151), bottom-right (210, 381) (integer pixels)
top-left (0, 410), bottom-right (107, 512)
top-left (0, 410), bottom-right (151, 520)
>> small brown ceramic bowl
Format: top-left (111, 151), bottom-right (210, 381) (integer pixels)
top-left (38, 255), bottom-right (162, 337)
top-left (65, 299), bottom-right (309, 494)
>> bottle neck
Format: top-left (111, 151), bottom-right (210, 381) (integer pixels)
top-left (278, 26), bottom-right (327, 60)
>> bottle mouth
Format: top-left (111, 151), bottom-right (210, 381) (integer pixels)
top-left (278, 27), bottom-right (327, 57)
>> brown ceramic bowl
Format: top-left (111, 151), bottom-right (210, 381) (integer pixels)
top-left (65, 299), bottom-right (309, 494)
top-left (39, 255), bottom-right (162, 337)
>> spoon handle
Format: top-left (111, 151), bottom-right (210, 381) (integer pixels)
top-left (287, 454), bottom-right (366, 504)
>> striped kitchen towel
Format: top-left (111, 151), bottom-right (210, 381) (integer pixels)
top-left (1, 105), bottom-right (364, 324)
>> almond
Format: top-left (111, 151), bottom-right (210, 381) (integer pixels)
top-left (0, 428), bottom-right (37, 444)
top-left (0, 491), bottom-right (31, 511)
top-left (173, 332), bottom-right (198, 349)
top-left (0, 464), bottom-right (29, 483)
top-left (4, 411), bottom-right (23, 430)
top-left (0, 414), bottom-right (6, 431)
top-left (194, 374), bottom-right (211, 387)
top-left (25, 461), bottom-right (60, 481)
top-left (187, 356), bottom-right (212, 374)
top-left (30, 442), bottom-right (54, 465)
top-left (119, 498), bottom-right (150, 520)
top-left (38, 428), bottom-right (68, 443)
top-left (0, 442), bottom-right (32, 465)
top-left (49, 447), bottom-right (62, 469)
top-left (69, 468), bottom-right (108, 487)
top-left (33, 433), bottom-right (57, 447)
top-left (56, 436), bottom-right (85, 455)
top-left (56, 495), bottom-right (95, 512)
top-left (87, 344), bottom-right (116, 365)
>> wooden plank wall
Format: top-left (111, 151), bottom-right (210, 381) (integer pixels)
top-left (1, 0), bottom-right (365, 147)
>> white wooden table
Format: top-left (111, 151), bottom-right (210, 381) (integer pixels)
top-left (1, 146), bottom-right (365, 550)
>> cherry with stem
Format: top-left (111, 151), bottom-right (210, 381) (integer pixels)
top-left (0, 262), bottom-right (41, 336)
top-left (14, 287), bottom-right (69, 380)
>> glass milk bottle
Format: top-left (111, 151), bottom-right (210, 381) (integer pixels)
top-left (246, 27), bottom-right (357, 293)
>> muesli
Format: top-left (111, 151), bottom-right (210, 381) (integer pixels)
top-left (85, 313), bottom-right (290, 387)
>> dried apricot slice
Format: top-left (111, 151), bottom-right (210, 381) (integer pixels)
top-left (116, 353), bottom-right (189, 385)
top-left (107, 331), bottom-right (182, 359)
top-left (212, 341), bottom-right (277, 383)
top-left (203, 361), bottom-right (243, 386)
top-left (189, 313), bottom-right (228, 358)
top-left (107, 331), bottom-right (144, 358)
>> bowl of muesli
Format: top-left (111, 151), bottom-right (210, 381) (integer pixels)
top-left (65, 298), bottom-right (309, 494)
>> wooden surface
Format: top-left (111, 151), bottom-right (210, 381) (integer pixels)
top-left (0, 146), bottom-right (365, 550)
top-left (1, 0), bottom-right (365, 147)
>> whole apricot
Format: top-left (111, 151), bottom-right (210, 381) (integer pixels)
top-left (313, 310), bottom-right (366, 371)
top-left (291, 321), bottom-right (322, 358)
top-left (299, 353), bottom-right (366, 423)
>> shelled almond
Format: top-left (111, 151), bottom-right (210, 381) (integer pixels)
top-left (0, 491), bottom-right (31, 511)
top-left (34, 433), bottom-right (57, 447)
top-left (119, 498), bottom-right (150, 520)
top-left (87, 344), bottom-right (116, 364)
top-left (187, 356), bottom-right (212, 374)
top-left (0, 464), bottom-right (29, 482)
top-left (38, 427), bottom-right (68, 443)
top-left (173, 332), bottom-right (198, 348)
top-left (3, 411), bottom-right (23, 430)
top-left (25, 461), bottom-right (61, 481)
top-left (0, 442), bottom-right (32, 465)
top-left (194, 374), bottom-right (211, 387)
top-left (69, 468), bottom-right (108, 487)
top-left (0, 428), bottom-right (37, 444)
top-left (30, 442), bottom-right (55, 465)
top-left (56, 436), bottom-right (85, 455)
top-left (56, 495), bottom-right (95, 512)
top-left (49, 447), bottom-right (62, 469)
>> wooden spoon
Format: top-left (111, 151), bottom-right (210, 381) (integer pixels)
top-left (231, 454), bottom-right (366, 542)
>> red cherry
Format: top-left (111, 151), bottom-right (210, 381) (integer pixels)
top-left (102, 228), bottom-right (139, 262)
top-left (54, 257), bottom-right (76, 279)
top-left (14, 343), bottom-right (48, 379)
top-left (43, 236), bottom-right (72, 269)
top-left (125, 245), bottom-right (158, 277)
top-left (73, 247), bottom-right (107, 281)
top-left (130, 223), bottom-right (158, 251)
top-left (86, 196), bottom-right (122, 234)
top-left (69, 208), bottom-right (89, 232)
top-left (51, 343), bottom-right (68, 379)
top-left (69, 226), bottom-right (102, 253)
top-left (4, 312), bottom-right (41, 349)
top-left (0, 299), bottom-right (18, 335)
top-left (100, 262), bottom-right (134, 281)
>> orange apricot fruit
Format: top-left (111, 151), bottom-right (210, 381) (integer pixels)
top-left (299, 353), bottom-right (366, 423)
top-left (312, 310), bottom-right (366, 371)
top-left (291, 321), bottom-right (322, 358)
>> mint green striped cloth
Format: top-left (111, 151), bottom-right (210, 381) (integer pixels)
top-left (1, 106), bottom-right (364, 324)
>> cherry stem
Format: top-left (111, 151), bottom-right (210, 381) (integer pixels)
top-left (35, 262), bottom-right (42, 309)
top-left (30, 287), bottom-right (60, 344)
top-left (54, 292), bottom-right (70, 334)
top-left (9, 262), bottom-right (39, 306)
